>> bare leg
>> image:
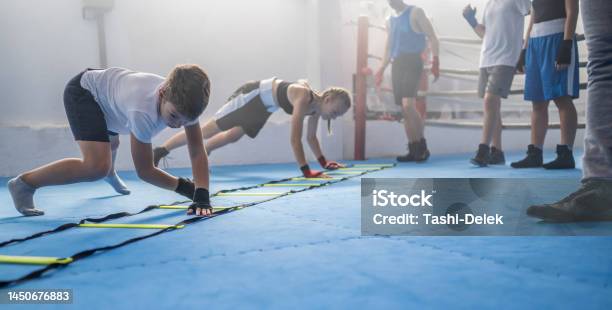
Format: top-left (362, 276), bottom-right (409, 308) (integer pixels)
top-left (161, 119), bottom-right (223, 152)
top-left (531, 101), bottom-right (550, 148)
top-left (205, 127), bottom-right (245, 153)
top-left (154, 119), bottom-right (224, 166)
top-left (491, 111), bottom-right (503, 150)
top-left (9, 141), bottom-right (111, 216)
top-left (200, 119), bottom-right (224, 139)
top-left (105, 135), bottom-right (130, 195)
top-left (554, 96), bottom-right (578, 147)
top-left (511, 102), bottom-right (547, 168)
top-left (22, 140), bottom-right (112, 187)
top-left (401, 97), bottom-right (424, 142)
top-left (161, 128), bottom-right (189, 152)
top-left (199, 119), bottom-right (224, 155)
top-left (481, 93), bottom-right (501, 146)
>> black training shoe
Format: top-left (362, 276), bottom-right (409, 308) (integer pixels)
top-left (415, 138), bottom-right (430, 163)
top-left (153, 147), bottom-right (170, 167)
top-left (397, 142), bottom-right (417, 162)
top-left (543, 145), bottom-right (575, 169)
top-left (511, 144), bottom-right (543, 168)
top-left (489, 147), bottom-right (506, 165)
top-left (470, 144), bottom-right (490, 167)
top-left (527, 180), bottom-right (612, 222)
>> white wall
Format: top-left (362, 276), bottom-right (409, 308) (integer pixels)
top-left (0, 0), bottom-right (99, 126)
top-left (0, 0), bottom-right (347, 176)
top-left (0, 0), bottom-right (317, 125)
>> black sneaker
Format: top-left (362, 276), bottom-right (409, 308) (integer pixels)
top-left (153, 147), bottom-right (170, 167)
top-left (527, 180), bottom-right (612, 222)
top-left (543, 145), bottom-right (575, 169)
top-left (397, 142), bottom-right (417, 162)
top-left (470, 144), bottom-right (490, 167)
top-left (489, 147), bottom-right (506, 165)
top-left (415, 138), bottom-right (430, 163)
top-left (511, 144), bottom-right (543, 168)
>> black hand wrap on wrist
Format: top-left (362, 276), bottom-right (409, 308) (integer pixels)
top-left (517, 49), bottom-right (526, 70)
top-left (193, 188), bottom-right (210, 204)
top-left (188, 188), bottom-right (211, 212)
top-left (556, 39), bottom-right (573, 65)
top-left (300, 165), bottom-right (311, 173)
top-left (175, 177), bottom-right (195, 199)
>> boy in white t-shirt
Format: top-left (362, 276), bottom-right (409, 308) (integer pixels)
top-left (8, 65), bottom-right (213, 217)
top-left (462, 0), bottom-right (531, 166)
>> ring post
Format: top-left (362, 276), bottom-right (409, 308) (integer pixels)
top-left (354, 15), bottom-right (369, 160)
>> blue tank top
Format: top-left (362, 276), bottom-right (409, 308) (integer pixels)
top-left (389, 6), bottom-right (426, 59)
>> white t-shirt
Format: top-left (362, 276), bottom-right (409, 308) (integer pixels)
top-left (80, 67), bottom-right (168, 143)
top-left (480, 0), bottom-right (531, 68)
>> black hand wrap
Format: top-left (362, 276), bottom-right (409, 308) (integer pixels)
top-left (175, 177), bottom-right (195, 199)
top-left (556, 40), bottom-right (573, 66)
top-left (300, 165), bottom-right (311, 174)
top-left (516, 49), bottom-right (526, 72)
top-left (188, 188), bottom-right (211, 214)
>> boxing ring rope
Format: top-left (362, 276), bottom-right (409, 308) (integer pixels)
top-left (352, 16), bottom-right (587, 160)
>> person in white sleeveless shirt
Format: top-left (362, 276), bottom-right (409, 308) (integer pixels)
top-left (8, 65), bottom-right (214, 217)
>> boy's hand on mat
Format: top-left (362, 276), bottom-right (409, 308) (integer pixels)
top-left (187, 188), bottom-right (212, 216)
top-left (187, 201), bottom-right (212, 216)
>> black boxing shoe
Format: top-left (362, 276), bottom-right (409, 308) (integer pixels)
top-left (470, 144), bottom-right (490, 167)
top-left (489, 147), bottom-right (506, 165)
top-left (527, 180), bottom-right (612, 222)
top-left (511, 144), bottom-right (543, 168)
top-left (397, 142), bottom-right (418, 162)
top-left (415, 138), bottom-right (430, 163)
top-left (543, 145), bottom-right (575, 169)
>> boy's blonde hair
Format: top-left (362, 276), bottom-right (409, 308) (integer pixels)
top-left (162, 64), bottom-right (211, 120)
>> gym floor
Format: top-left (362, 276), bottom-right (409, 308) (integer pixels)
top-left (1, 150), bottom-right (611, 309)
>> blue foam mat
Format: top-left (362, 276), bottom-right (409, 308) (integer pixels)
top-left (1, 151), bottom-right (611, 309)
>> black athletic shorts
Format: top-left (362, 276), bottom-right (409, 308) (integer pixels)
top-left (391, 53), bottom-right (424, 105)
top-left (63, 70), bottom-right (116, 142)
top-left (215, 81), bottom-right (273, 139)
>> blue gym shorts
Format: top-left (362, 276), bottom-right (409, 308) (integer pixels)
top-left (524, 19), bottom-right (580, 102)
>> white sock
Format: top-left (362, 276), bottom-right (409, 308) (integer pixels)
top-left (105, 171), bottom-right (130, 195)
top-left (7, 176), bottom-right (44, 216)
top-left (105, 149), bottom-right (130, 195)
